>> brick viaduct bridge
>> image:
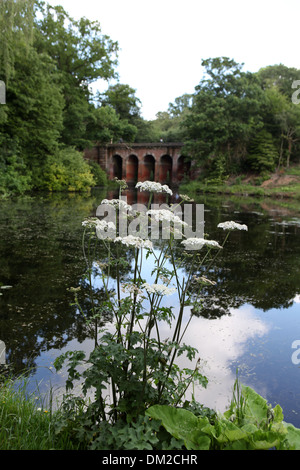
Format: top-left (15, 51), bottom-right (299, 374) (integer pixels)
top-left (84, 142), bottom-right (194, 185)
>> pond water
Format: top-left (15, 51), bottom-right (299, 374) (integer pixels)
top-left (0, 187), bottom-right (300, 427)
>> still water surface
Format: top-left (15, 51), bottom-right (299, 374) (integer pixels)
top-left (0, 188), bottom-right (300, 426)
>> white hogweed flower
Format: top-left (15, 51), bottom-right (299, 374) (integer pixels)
top-left (135, 181), bottom-right (173, 195)
top-left (114, 235), bottom-right (153, 250)
top-left (181, 237), bottom-right (222, 251)
top-left (95, 220), bottom-right (116, 240)
top-left (121, 283), bottom-right (142, 295)
top-left (141, 282), bottom-right (176, 296)
top-left (100, 199), bottom-right (133, 212)
top-left (147, 209), bottom-right (187, 226)
top-left (82, 217), bottom-right (100, 227)
top-left (217, 221), bottom-right (248, 231)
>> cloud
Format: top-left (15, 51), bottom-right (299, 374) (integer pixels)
top-left (173, 305), bottom-right (270, 412)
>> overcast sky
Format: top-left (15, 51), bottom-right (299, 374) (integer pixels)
top-left (48, 0), bottom-right (300, 120)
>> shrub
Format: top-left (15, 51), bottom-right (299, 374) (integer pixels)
top-left (88, 161), bottom-right (108, 187)
top-left (43, 146), bottom-right (95, 192)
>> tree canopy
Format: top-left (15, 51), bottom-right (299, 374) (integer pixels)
top-left (160, 57), bottom-right (300, 178)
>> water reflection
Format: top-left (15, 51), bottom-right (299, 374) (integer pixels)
top-left (173, 305), bottom-right (270, 412)
top-left (0, 189), bottom-right (300, 425)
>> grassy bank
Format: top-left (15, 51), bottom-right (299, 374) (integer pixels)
top-left (180, 166), bottom-right (300, 201)
top-left (0, 377), bottom-right (79, 450)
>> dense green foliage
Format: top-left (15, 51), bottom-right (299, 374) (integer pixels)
top-left (0, 0), bottom-right (143, 195)
top-left (4, 370), bottom-right (300, 450)
top-left (160, 58), bottom-right (300, 178)
top-left (146, 379), bottom-right (300, 450)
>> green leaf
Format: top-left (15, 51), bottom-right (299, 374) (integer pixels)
top-left (248, 429), bottom-right (282, 450)
top-left (146, 405), bottom-right (211, 450)
top-left (283, 422), bottom-right (300, 450)
top-left (241, 385), bottom-right (269, 424)
top-left (205, 418), bottom-right (248, 445)
top-left (273, 404), bottom-right (284, 423)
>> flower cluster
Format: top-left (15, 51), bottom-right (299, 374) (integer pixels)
top-left (147, 209), bottom-right (187, 226)
top-left (114, 235), bottom-right (153, 250)
top-left (100, 199), bottom-right (133, 212)
top-left (217, 221), bottom-right (248, 231)
top-left (82, 217), bottom-right (116, 239)
top-left (82, 217), bottom-right (100, 228)
top-left (181, 237), bottom-right (222, 251)
top-left (121, 282), bottom-right (142, 295)
top-left (96, 220), bottom-right (116, 240)
top-left (141, 282), bottom-right (176, 296)
top-left (136, 181), bottom-right (173, 195)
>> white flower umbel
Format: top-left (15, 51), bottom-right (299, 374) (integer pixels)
top-left (121, 282), bottom-right (142, 295)
top-left (96, 220), bottom-right (116, 240)
top-left (141, 282), bottom-right (176, 296)
top-left (100, 199), bottom-right (133, 212)
top-left (147, 209), bottom-right (187, 226)
top-left (82, 217), bottom-right (100, 228)
top-left (217, 221), bottom-right (248, 231)
top-left (136, 181), bottom-right (173, 196)
top-left (82, 218), bottom-right (116, 240)
top-left (181, 237), bottom-right (222, 251)
top-left (114, 235), bottom-right (153, 250)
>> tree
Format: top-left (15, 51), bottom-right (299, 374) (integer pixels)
top-left (0, 1), bottom-right (122, 193)
top-left (99, 83), bottom-right (141, 122)
top-left (247, 129), bottom-right (278, 172)
top-left (3, 44), bottom-right (65, 187)
top-left (0, 0), bottom-right (66, 192)
top-left (277, 103), bottom-right (300, 167)
top-left (257, 64), bottom-right (300, 99)
top-left (151, 94), bottom-right (192, 143)
top-left (0, 0), bottom-right (35, 86)
top-left (34, 1), bottom-right (119, 149)
top-left (86, 105), bottom-right (137, 144)
top-left (182, 57), bottom-right (265, 173)
top-left (257, 66), bottom-right (300, 168)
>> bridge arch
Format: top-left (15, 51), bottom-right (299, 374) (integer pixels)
top-left (126, 154), bottom-right (139, 184)
top-left (141, 154), bottom-right (156, 181)
top-left (112, 154), bottom-right (123, 179)
top-left (159, 154), bottom-right (172, 184)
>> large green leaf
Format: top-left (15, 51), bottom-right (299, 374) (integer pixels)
top-left (146, 405), bottom-right (211, 450)
top-left (283, 423), bottom-right (300, 450)
top-left (203, 418), bottom-right (248, 445)
top-left (241, 385), bottom-right (269, 424)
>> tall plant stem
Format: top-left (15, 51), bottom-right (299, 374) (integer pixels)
top-left (85, 230), bottom-right (99, 347)
top-left (158, 252), bottom-right (197, 401)
top-left (126, 247), bottom-right (139, 351)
